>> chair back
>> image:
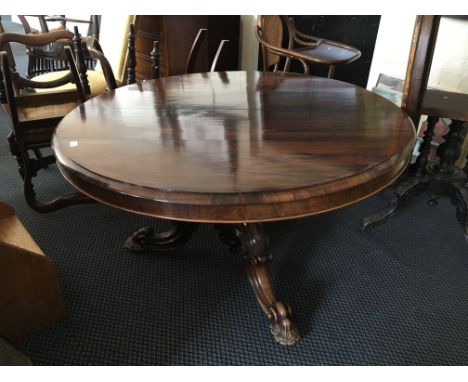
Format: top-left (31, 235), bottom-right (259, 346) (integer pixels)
top-left (256, 16), bottom-right (308, 74)
top-left (185, 28), bottom-right (208, 74)
top-left (0, 29), bottom-right (86, 127)
top-left (16, 15), bottom-right (99, 77)
top-left (71, 26), bottom-right (117, 93)
top-left (257, 16), bottom-right (282, 70)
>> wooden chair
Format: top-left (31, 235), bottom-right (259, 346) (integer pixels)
top-left (256, 15), bottom-right (361, 78)
top-left (210, 39), bottom-right (229, 72)
top-left (120, 23), bottom-right (148, 86)
top-left (145, 28), bottom-right (230, 79)
top-left (17, 15), bottom-right (100, 77)
top-left (0, 29), bottom-right (92, 212)
top-left (0, 17), bottom-right (115, 97)
top-left (33, 26), bottom-right (118, 96)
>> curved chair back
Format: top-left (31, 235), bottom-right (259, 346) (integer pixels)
top-left (256, 16), bottom-right (309, 75)
top-left (0, 29), bottom-right (86, 108)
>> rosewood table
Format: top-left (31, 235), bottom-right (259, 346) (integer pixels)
top-left (52, 71), bottom-right (415, 346)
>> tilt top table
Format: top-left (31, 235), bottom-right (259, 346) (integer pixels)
top-left (52, 71), bottom-right (415, 345)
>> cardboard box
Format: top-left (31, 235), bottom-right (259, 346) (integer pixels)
top-left (0, 202), bottom-right (64, 341)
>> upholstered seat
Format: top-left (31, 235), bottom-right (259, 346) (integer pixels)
top-left (33, 69), bottom-right (120, 97)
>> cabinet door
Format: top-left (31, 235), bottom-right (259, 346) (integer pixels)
top-left (207, 16), bottom-right (240, 72)
top-left (164, 16), bottom-right (209, 75)
top-left (134, 15), bottom-right (240, 78)
top-left (134, 16), bottom-right (165, 80)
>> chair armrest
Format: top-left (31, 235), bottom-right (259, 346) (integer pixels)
top-left (291, 28), bottom-right (324, 48)
top-left (283, 16), bottom-right (323, 49)
top-left (87, 48), bottom-right (118, 90)
top-left (288, 17), bottom-right (361, 57)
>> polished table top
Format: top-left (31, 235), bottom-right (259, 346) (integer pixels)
top-left (53, 71), bottom-right (416, 223)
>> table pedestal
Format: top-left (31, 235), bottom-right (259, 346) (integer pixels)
top-left (361, 117), bottom-right (468, 241)
top-left (125, 221), bottom-right (300, 346)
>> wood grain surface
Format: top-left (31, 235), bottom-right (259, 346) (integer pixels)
top-left (53, 71), bottom-right (415, 222)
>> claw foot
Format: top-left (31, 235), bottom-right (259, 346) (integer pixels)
top-left (269, 302), bottom-right (300, 346)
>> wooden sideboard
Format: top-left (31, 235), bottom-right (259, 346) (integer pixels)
top-left (133, 15), bottom-right (240, 80)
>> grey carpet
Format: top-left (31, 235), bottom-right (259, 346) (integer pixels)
top-left (1, 105), bottom-right (468, 365)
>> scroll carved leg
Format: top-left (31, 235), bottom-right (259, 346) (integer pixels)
top-left (125, 221), bottom-right (198, 252)
top-left (216, 223), bottom-right (300, 346)
top-left (360, 174), bottom-right (430, 230)
top-left (361, 115), bottom-right (437, 230)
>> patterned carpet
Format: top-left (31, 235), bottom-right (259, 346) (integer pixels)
top-left (1, 107), bottom-right (468, 365)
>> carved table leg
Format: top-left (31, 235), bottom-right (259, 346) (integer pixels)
top-left (216, 223), bottom-right (300, 346)
top-left (360, 115), bottom-right (438, 230)
top-left (360, 174), bottom-right (430, 230)
top-left (434, 119), bottom-right (465, 175)
top-left (125, 221), bottom-right (198, 251)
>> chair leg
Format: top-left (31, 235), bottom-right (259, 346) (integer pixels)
top-left (327, 65), bottom-right (335, 78)
top-left (18, 145), bottom-right (94, 213)
top-left (7, 132), bottom-right (25, 178)
top-left (33, 148), bottom-right (48, 169)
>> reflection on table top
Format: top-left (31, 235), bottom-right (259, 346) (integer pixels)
top-left (53, 71), bottom-right (416, 222)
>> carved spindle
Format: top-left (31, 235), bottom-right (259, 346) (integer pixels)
top-left (150, 40), bottom-right (161, 79)
top-left (216, 223), bottom-right (300, 346)
top-left (127, 24), bottom-right (136, 85)
top-left (73, 26), bottom-right (91, 97)
top-left (436, 119), bottom-right (465, 174)
top-left (415, 115), bottom-right (439, 175)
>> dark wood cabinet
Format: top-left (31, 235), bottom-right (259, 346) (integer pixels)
top-left (133, 15), bottom-right (240, 80)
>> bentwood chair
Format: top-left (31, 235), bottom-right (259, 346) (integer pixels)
top-left (256, 15), bottom-right (361, 78)
top-left (0, 29), bottom-right (92, 212)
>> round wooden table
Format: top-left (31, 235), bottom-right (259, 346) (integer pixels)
top-left (53, 71), bottom-right (415, 345)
